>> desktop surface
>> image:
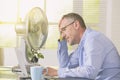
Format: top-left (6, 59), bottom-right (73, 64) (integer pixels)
top-left (20, 76), bottom-right (94, 80)
top-left (44, 77), bottom-right (93, 80)
top-left (0, 66), bottom-right (94, 80)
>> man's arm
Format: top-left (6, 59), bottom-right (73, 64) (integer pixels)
top-left (57, 35), bottom-right (105, 79)
top-left (43, 40), bottom-right (69, 77)
top-left (57, 40), bottom-right (69, 68)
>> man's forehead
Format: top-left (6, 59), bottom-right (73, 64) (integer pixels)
top-left (60, 18), bottom-right (74, 28)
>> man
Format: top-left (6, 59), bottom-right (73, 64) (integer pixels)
top-left (44, 13), bottom-right (120, 80)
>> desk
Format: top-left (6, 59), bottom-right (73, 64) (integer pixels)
top-left (0, 66), bottom-right (93, 80)
top-left (19, 77), bottom-right (93, 80)
top-left (0, 66), bottom-right (18, 80)
top-left (44, 77), bottom-right (93, 80)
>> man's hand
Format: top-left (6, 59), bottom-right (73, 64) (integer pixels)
top-left (43, 67), bottom-right (58, 77)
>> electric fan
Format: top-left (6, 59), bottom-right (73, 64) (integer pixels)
top-left (14, 7), bottom-right (48, 79)
top-left (25, 7), bottom-right (48, 63)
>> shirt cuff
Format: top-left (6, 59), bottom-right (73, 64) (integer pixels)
top-left (58, 40), bottom-right (67, 49)
top-left (58, 68), bottom-right (69, 78)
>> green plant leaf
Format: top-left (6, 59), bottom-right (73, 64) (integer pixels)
top-left (37, 53), bottom-right (44, 59)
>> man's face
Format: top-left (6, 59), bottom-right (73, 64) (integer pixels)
top-left (59, 18), bottom-right (78, 45)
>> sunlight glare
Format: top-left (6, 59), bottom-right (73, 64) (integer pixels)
top-left (0, 24), bottom-right (16, 47)
top-left (0, 0), bottom-right (18, 22)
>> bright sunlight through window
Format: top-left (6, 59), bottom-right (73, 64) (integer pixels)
top-left (0, 0), bottom-right (100, 49)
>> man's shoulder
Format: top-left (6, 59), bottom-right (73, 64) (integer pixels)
top-left (85, 28), bottom-right (102, 38)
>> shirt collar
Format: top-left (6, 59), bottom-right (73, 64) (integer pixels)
top-left (78, 28), bottom-right (92, 46)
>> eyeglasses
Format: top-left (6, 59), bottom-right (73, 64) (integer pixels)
top-left (60, 20), bottom-right (76, 34)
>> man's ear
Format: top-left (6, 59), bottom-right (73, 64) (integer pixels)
top-left (73, 20), bottom-right (80, 30)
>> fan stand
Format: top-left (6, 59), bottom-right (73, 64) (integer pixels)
top-left (14, 37), bottom-right (41, 80)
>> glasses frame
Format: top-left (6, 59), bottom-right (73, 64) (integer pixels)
top-left (60, 20), bottom-right (76, 34)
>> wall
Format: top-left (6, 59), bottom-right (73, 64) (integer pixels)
top-left (3, 48), bottom-right (18, 66)
top-left (3, 48), bottom-right (59, 67)
top-left (100, 0), bottom-right (120, 54)
top-left (111, 0), bottom-right (120, 54)
top-left (0, 48), bottom-right (4, 65)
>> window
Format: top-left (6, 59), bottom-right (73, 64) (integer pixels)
top-left (0, 0), bottom-right (17, 47)
top-left (83, 0), bottom-right (100, 30)
top-left (0, 0), bottom-right (102, 49)
top-left (45, 0), bottom-right (73, 49)
top-left (45, 0), bottom-right (101, 49)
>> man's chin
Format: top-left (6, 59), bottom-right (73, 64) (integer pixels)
top-left (68, 40), bottom-right (77, 46)
top-left (68, 41), bottom-right (74, 46)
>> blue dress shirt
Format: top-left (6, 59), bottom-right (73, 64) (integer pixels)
top-left (57, 28), bottom-right (120, 79)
